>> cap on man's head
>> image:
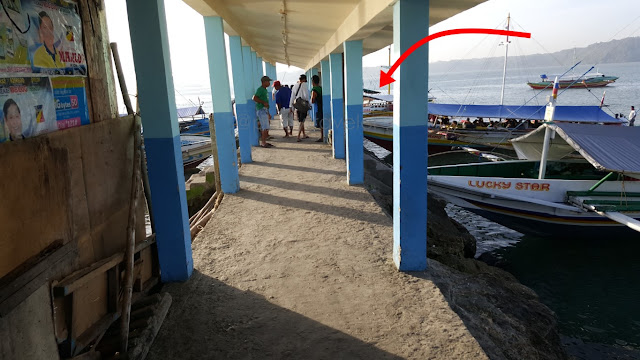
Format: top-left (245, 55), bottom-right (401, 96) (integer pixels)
top-left (261, 75), bottom-right (272, 82)
top-left (299, 74), bottom-right (307, 81)
top-left (274, 80), bottom-right (281, 87)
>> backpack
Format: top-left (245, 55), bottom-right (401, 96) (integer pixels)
top-left (292, 84), bottom-right (311, 112)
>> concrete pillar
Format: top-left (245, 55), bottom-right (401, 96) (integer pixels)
top-left (243, 46), bottom-right (259, 146)
top-left (320, 60), bottom-right (331, 143)
top-left (204, 16), bottom-right (240, 194)
top-left (126, 0), bottom-right (192, 282)
top-left (228, 36), bottom-right (252, 164)
top-left (344, 40), bottom-right (364, 185)
top-left (393, 0), bottom-right (429, 271)
top-left (266, 63), bottom-right (276, 117)
top-left (329, 53), bottom-right (345, 159)
top-left (250, 51), bottom-right (260, 145)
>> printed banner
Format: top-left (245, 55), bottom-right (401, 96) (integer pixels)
top-left (0, 76), bottom-right (57, 142)
top-left (51, 76), bottom-right (88, 129)
top-left (0, 0), bottom-right (86, 75)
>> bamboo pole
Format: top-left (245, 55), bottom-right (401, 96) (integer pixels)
top-left (111, 42), bottom-right (155, 234)
top-left (120, 118), bottom-right (142, 356)
top-left (110, 42), bottom-right (134, 115)
top-left (209, 113), bottom-right (222, 197)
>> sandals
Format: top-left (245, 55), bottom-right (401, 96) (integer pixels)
top-left (315, 138), bottom-right (323, 142)
top-left (260, 143), bottom-right (275, 148)
top-left (296, 138), bottom-right (301, 142)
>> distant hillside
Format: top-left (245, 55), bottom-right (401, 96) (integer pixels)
top-left (428, 37), bottom-right (640, 73)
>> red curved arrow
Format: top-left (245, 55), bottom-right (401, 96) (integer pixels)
top-left (380, 28), bottom-right (531, 87)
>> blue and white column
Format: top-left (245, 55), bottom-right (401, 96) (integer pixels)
top-left (329, 53), bottom-right (345, 159)
top-left (228, 36), bottom-right (252, 164)
top-left (266, 63), bottom-right (276, 117)
top-left (321, 60), bottom-right (331, 143)
top-left (393, 0), bottom-right (429, 271)
top-left (243, 46), bottom-right (258, 146)
top-left (126, 0), bottom-right (192, 282)
top-left (250, 51), bottom-right (260, 145)
top-left (344, 40), bottom-right (364, 185)
top-left (204, 16), bottom-right (240, 194)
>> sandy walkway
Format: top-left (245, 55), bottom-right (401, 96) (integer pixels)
top-left (147, 122), bottom-right (488, 359)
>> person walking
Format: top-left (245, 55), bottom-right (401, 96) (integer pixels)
top-left (629, 106), bottom-right (636, 126)
top-left (252, 75), bottom-right (273, 148)
top-left (311, 74), bottom-right (324, 142)
top-left (274, 81), bottom-right (293, 137)
top-left (289, 74), bottom-right (310, 142)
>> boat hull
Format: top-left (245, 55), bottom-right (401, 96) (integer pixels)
top-left (527, 76), bottom-right (618, 90)
top-left (181, 135), bottom-right (212, 169)
top-left (429, 174), bottom-right (640, 237)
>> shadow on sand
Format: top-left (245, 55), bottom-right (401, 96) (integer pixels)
top-left (147, 270), bottom-right (403, 360)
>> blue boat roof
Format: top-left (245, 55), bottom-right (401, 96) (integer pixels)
top-left (427, 104), bottom-right (621, 124)
top-left (177, 105), bottom-right (206, 118)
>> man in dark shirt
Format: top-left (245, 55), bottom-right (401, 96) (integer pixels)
top-left (311, 75), bottom-right (323, 142)
top-left (275, 81), bottom-right (293, 137)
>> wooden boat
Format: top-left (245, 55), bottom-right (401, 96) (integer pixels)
top-left (527, 73), bottom-right (618, 90)
top-left (181, 135), bottom-right (211, 168)
top-left (362, 103), bottom-right (621, 153)
top-left (428, 122), bottom-right (640, 237)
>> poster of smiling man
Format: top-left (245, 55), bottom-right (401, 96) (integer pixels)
top-left (0, 0), bottom-right (86, 75)
top-left (0, 76), bottom-right (57, 143)
top-left (26, 0), bottom-right (86, 75)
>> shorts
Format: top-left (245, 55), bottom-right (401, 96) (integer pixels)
top-left (297, 109), bottom-right (308, 123)
top-left (256, 108), bottom-right (270, 131)
top-left (280, 108), bottom-right (293, 127)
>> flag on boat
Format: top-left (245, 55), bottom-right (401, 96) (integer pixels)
top-left (552, 76), bottom-right (559, 99)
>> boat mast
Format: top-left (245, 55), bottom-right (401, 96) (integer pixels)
top-left (499, 14), bottom-right (511, 106)
top-left (538, 76), bottom-right (559, 180)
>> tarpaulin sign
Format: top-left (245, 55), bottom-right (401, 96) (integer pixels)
top-left (51, 76), bottom-right (88, 129)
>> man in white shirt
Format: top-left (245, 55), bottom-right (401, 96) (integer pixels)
top-left (289, 74), bottom-right (310, 141)
top-left (629, 106), bottom-right (636, 126)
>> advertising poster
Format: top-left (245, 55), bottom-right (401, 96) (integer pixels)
top-left (0, 76), bottom-right (57, 143)
top-left (51, 76), bottom-right (88, 129)
top-left (0, 0), bottom-right (86, 75)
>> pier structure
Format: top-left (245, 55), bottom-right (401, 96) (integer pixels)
top-left (125, 0), bottom-right (486, 279)
top-left (321, 59), bottom-right (332, 142)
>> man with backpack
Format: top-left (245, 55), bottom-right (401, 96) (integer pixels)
top-left (289, 74), bottom-right (310, 142)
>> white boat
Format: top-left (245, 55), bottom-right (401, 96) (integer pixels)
top-left (180, 135), bottom-right (211, 168)
top-left (428, 122), bottom-right (640, 237)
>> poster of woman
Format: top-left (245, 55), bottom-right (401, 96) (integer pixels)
top-left (0, 76), bottom-right (56, 143)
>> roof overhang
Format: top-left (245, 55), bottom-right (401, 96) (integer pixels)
top-left (183, 0), bottom-right (487, 69)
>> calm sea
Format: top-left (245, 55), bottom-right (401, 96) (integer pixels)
top-left (185, 61), bottom-right (640, 356)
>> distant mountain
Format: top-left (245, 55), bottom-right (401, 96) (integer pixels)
top-left (428, 37), bottom-right (640, 74)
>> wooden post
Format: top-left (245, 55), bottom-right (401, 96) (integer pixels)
top-left (110, 42), bottom-right (134, 115)
top-left (209, 114), bottom-right (222, 196)
top-left (121, 118), bottom-right (142, 355)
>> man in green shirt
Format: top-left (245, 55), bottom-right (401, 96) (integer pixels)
top-left (311, 75), bottom-right (323, 142)
top-left (252, 75), bottom-right (273, 147)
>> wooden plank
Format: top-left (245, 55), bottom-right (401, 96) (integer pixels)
top-left (78, 0), bottom-right (118, 123)
top-left (127, 293), bottom-right (172, 360)
top-left (0, 139), bottom-right (72, 278)
top-left (0, 241), bottom-right (77, 317)
top-left (53, 235), bottom-right (156, 297)
top-left (71, 275), bottom-right (108, 349)
top-left (73, 312), bottom-right (119, 357)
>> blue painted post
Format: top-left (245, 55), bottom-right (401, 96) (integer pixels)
top-left (204, 16), bottom-right (240, 194)
top-left (126, 0), bottom-right (192, 282)
top-left (243, 47), bottom-right (259, 146)
top-left (250, 51), bottom-right (260, 145)
top-left (393, 0), bottom-right (428, 271)
top-left (329, 53), bottom-right (345, 159)
top-left (310, 68), bottom-right (319, 124)
top-left (266, 63), bottom-right (276, 117)
top-left (321, 60), bottom-right (331, 143)
top-left (344, 40), bottom-right (364, 185)
top-left (228, 36), bottom-right (252, 164)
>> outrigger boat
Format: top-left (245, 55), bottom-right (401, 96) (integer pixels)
top-left (363, 103), bottom-right (619, 153)
top-left (181, 134), bottom-right (211, 168)
top-left (428, 84), bottom-right (640, 237)
top-left (527, 73), bottom-right (618, 90)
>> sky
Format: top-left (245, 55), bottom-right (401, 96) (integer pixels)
top-left (104, 0), bottom-right (640, 112)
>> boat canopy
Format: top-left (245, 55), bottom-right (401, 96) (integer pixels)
top-left (427, 103), bottom-right (621, 124)
top-left (511, 123), bottom-right (640, 175)
top-left (177, 105), bottom-right (205, 118)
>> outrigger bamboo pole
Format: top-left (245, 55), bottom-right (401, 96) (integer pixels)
top-left (120, 118), bottom-right (142, 357)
